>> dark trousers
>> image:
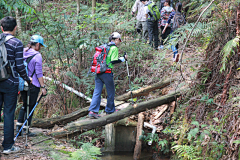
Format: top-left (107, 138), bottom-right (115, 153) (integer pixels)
top-left (147, 20), bottom-right (159, 49)
top-left (0, 80), bottom-right (18, 150)
top-left (17, 85), bottom-right (40, 126)
top-left (161, 26), bottom-right (171, 45)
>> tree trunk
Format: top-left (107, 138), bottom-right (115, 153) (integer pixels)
top-left (77, 0), bottom-right (80, 14)
top-left (50, 90), bottom-right (183, 138)
top-left (15, 8), bottom-right (22, 33)
top-left (32, 107), bottom-right (89, 128)
top-left (133, 112), bottom-right (144, 160)
top-left (92, 0), bottom-right (96, 31)
top-left (115, 78), bottom-right (175, 101)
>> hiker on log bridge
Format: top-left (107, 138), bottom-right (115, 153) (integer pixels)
top-left (88, 32), bottom-right (127, 119)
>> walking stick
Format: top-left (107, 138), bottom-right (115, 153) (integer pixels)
top-left (125, 58), bottom-right (134, 104)
top-left (14, 93), bottom-right (44, 143)
top-left (25, 88), bottom-right (30, 148)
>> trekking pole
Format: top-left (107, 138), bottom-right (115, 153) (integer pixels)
top-left (14, 93), bottom-right (44, 142)
top-left (125, 56), bottom-right (134, 104)
top-left (25, 88), bottom-right (30, 148)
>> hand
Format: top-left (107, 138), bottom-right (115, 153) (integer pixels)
top-left (162, 29), bottom-right (166, 34)
top-left (131, 11), bottom-right (134, 15)
top-left (42, 88), bottom-right (47, 96)
top-left (124, 54), bottom-right (128, 60)
top-left (119, 57), bottom-right (125, 62)
top-left (30, 77), bottom-right (32, 83)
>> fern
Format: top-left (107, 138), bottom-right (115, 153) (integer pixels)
top-left (172, 145), bottom-right (202, 160)
top-left (220, 36), bottom-right (240, 73)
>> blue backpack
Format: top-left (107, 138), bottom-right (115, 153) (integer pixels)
top-left (19, 54), bottom-right (37, 91)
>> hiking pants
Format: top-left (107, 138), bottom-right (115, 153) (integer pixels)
top-left (89, 73), bottom-right (116, 114)
top-left (17, 85), bottom-right (40, 126)
top-left (136, 20), bottom-right (148, 43)
top-left (147, 20), bottom-right (159, 49)
top-left (161, 26), bottom-right (171, 45)
top-left (0, 80), bottom-right (18, 150)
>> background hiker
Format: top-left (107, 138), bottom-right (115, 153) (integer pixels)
top-left (132, 0), bottom-right (148, 43)
top-left (159, 0), bottom-right (174, 49)
top-left (141, 0), bottom-right (160, 50)
top-left (88, 32), bottom-right (127, 119)
top-left (0, 16), bottom-right (31, 154)
top-left (16, 35), bottom-right (47, 137)
top-left (162, 2), bottom-right (185, 62)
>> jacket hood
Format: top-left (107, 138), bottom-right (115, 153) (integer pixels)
top-left (23, 48), bottom-right (40, 59)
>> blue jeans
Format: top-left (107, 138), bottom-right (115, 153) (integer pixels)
top-left (0, 80), bottom-right (18, 150)
top-left (88, 73), bottom-right (115, 114)
top-left (170, 32), bottom-right (178, 58)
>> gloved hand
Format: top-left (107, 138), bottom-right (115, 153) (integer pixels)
top-left (119, 57), bottom-right (125, 62)
top-left (124, 52), bottom-right (128, 60)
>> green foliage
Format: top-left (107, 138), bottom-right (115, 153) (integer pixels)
top-left (172, 145), bottom-right (202, 160)
top-left (220, 36), bottom-right (240, 72)
top-left (68, 143), bottom-right (101, 160)
top-left (50, 143), bottom-right (101, 160)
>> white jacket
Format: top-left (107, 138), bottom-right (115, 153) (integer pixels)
top-left (132, 0), bottom-right (147, 21)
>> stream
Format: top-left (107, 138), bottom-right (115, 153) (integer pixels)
top-left (100, 151), bottom-right (170, 160)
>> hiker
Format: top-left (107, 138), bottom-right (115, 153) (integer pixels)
top-left (162, 2), bottom-right (185, 62)
top-left (132, 0), bottom-right (148, 43)
top-left (0, 16), bottom-right (31, 154)
top-left (88, 32), bottom-right (127, 119)
top-left (158, 0), bottom-right (174, 49)
top-left (16, 35), bottom-right (47, 137)
top-left (140, 0), bottom-right (160, 50)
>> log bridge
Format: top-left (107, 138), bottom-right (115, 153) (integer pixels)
top-left (31, 78), bottom-right (185, 138)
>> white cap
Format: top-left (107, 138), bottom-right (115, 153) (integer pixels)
top-left (111, 32), bottom-right (122, 42)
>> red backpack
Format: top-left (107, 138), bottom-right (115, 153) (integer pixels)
top-left (91, 43), bottom-right (116, 74)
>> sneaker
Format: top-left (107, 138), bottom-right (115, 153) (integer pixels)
top-left (158, 45), bottom-right (164, 50)
top-left (173, 53), bottom-right (180, 62)
top-left (88, 111), bottom-right (101, 119)
top-left (2, 146), bottom-right (20, 154)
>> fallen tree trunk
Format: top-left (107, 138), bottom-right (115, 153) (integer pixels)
top-left (115, 78), bottom-right (175, 101)
top-left (32, 107), bottom-right (89, 128)
top-left (50, 90), bottom-right (183, 138)
top-left (32, 99), bottom-right (125, 128)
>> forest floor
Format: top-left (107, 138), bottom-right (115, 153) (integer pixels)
top-left (0, 42), bottom-right (204, 160)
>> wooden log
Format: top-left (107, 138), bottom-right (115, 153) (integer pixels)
top-left (50, 90), bottom-right (182, 138)
top-left (31, 107), bottom-right (89, 128)
top-left (133, 112), bottom-right (144, 160)
top-left (154, 105), bottom-right (168, 120)
top-left (115, 78), bottom-right (174, 101)
top-left (32, 101), bottom-right (125, 129)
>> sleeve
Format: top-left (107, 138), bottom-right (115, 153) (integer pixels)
top-left (132, 0), bottom-right (138, 13)
top-left (110, 46), bottom-right (119, 62)
top-left (167, 12), bottom-right (175, 24)
top-left (34, 54), bottom-right (43, 78)
top-left (145, 6), bottom-right (148, 15)
top-left (161, 8), bottom-right (165, 17)
top-left (15, 41), bottom-right (30, 82)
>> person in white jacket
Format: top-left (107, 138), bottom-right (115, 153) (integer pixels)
top-left (132, 0), bottom-right (148, 43)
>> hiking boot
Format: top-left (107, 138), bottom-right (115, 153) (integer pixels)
top-left (23, 128), bottom-right (37, 137)
top-left (2, 146), bottom-right (20, 154)
top-left (88, 111), bottom-right (101, 119)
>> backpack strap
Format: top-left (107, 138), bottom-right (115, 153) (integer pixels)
top-left (26, 54), bottom-right (38, 77)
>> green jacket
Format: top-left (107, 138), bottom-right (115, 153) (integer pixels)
top-left (106, 45), bottom-right (119, 69)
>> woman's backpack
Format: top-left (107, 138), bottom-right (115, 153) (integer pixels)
top-left (172, 11), bottom-right (185, 31)
top-left (90, 43), bottom-right (116, 74)
top-left (18, 54), bottom-right (37, 91)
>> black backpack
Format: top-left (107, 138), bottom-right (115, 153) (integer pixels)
top-left (172, 11), bottom-right (185, 32)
